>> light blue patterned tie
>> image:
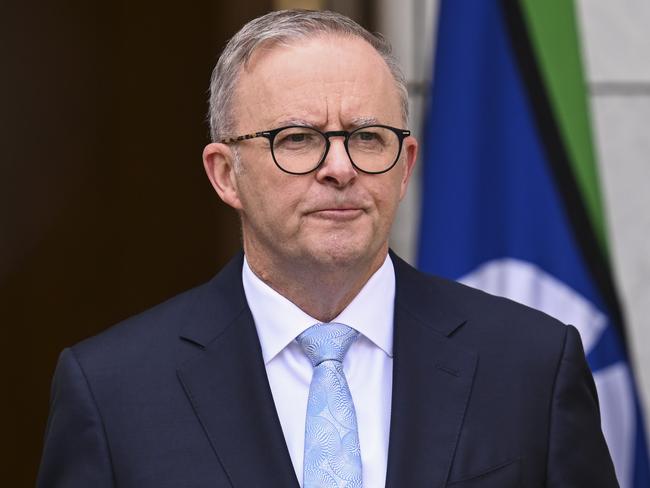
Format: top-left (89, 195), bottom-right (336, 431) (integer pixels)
top-left (296, 323), bottom-right (363, 488)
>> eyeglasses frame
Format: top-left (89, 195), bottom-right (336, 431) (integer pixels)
top-left (219, 124), bottom-right (411, 175)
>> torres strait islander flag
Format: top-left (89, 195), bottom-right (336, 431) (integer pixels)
top-left (417, 1), bottom-right (650, 486)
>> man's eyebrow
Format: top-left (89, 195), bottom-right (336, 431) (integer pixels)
top-left (272, 116), bottom-right (381, 129)
top-left (273, 118), bottom-right (316, 128)
top-left (348, 116), bottom-right (380, 128)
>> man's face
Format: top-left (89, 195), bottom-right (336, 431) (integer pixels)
top-left (207, 34), bottom-right (417, 271)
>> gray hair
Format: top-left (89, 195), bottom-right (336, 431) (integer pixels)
top-left (208, 9), bottom-right (409, 142)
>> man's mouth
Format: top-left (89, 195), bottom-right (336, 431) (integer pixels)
top-left (307, 208), bottom-right (364, 220)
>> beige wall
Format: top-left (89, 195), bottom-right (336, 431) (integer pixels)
top-left (576, 0), bottom-right (650, 419)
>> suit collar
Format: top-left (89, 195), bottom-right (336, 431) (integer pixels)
top-left (178, 251), bottom-right (248, 348)
top-left (389, 250), bottom-right (468, 337)
top-left (179, 250), bottom-right (469, 345)
top-left (177, 252), bottom-right (300, 488)
top-left (386, 252), bottom-right (477, 487)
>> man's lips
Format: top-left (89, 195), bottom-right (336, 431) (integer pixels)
top-left (306, 207), bottom-right (365, 220)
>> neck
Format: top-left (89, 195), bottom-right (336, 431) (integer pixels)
top-left (244, 245), bottom-right (388, 322)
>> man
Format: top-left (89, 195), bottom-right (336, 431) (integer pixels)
top-left (38, 9), bottom-right (618, 488)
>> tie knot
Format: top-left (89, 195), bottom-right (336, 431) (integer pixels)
top-left (296, 322), bottom-right (359, 367)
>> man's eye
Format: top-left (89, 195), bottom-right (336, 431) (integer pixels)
top-left (275, 130), bottom-right (319, 149)
top-left (279, 131), bottom-right (312, 143)
top-left (288, 133), bottom-right (308, 143)
top-left (357, 132), bottom-right (378, 141)
top-left (353, 130), bottom-right (385, 146)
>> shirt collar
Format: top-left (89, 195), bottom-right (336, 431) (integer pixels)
top-left (242, 254), bottom-right (395, 364)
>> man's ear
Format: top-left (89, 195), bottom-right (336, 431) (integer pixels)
top-left (399, 136), bottom-right (418, 200)
top-left (203, 142), bottom-right (243, 210)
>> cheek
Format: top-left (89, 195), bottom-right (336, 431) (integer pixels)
top-left (370, 176), bottom-right (403, 214)
top-left (238, 175), bottom-right (304, 226)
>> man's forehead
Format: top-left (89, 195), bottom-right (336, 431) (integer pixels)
top-left (235, 34), bottom-right (394, 94)
top-left (242, 32), bottom-right (374, 71)
top-left (267, 116), bottom-right (383, 133)
top-left (230, 33), bottom-right (403, 131)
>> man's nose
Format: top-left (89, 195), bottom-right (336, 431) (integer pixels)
top-left (315, 137), bottom-right (357, 186)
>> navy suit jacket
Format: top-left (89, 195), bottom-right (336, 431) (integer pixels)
top-left (38, 252), bottom-right (618, 487)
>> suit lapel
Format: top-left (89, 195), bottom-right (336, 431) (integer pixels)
top-left (386, 254), bottom-right (478, 488)
top-left (176, 254), bottom-right (299, 488)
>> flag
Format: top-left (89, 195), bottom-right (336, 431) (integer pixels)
top-left (417, 0), bottom-right (650, 486)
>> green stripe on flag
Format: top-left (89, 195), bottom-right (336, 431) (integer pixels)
top-left (518, 0), bottom-right (609, 256)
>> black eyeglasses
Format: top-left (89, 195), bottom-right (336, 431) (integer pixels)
top-left (219, 124), bottom-right (410, 175)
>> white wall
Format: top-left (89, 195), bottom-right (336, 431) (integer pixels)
top-left (576, 0), bottom-right (650, 418)
top-left (384, 0), bottom-right (650, 415)
top-left (379, 0), bottom-right (438, 263)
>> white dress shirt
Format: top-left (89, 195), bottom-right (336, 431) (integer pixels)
top-left (242, 255), bottom-right (395, 488)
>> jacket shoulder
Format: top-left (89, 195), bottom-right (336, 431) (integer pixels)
top-left (72, 252), bottom-right (246, 368)
top-left (392, 253), bottom-right (571, 350)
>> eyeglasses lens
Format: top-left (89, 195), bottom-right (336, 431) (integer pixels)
top-left (272, 126), bottom-right (400, 174)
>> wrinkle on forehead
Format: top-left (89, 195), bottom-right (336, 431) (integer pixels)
top-left (270, 116), bottom-right (380, 132)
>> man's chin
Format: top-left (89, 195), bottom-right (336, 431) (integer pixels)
top-left (301, 239), bottom-right (382, 270)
